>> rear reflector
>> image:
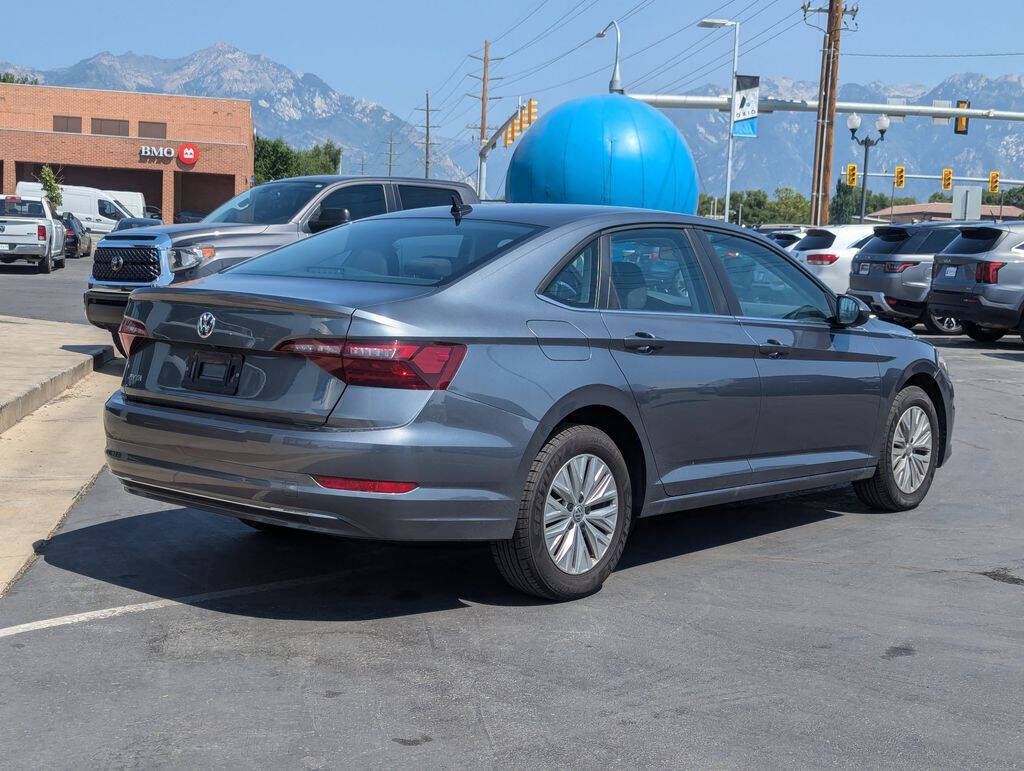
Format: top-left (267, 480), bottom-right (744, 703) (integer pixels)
top-left (312, 475), bottom-right (417, 494)
top-left (976, 261), bottom-right (1007, 284)
top-left (276, 339), bottom-right (466, 390)
top-left (884, 261), bottom-right (918, 273)
top-left (807, 253), bottom-right (839, 265)
top-left (117, 317), bottom-right (148, 356)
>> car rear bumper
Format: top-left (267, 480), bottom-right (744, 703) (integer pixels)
top-left (0, 243), bottom-right (46, 260)
top-left (84, 289), bottom-right (131, 331)
top-left (848, 290), bottom-right (923, 321)
top-left (103, 390), bottom-right (532, 541)
top-left (928, 290), bottom-right (1023, 329)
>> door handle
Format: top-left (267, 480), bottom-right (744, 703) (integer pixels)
top-left (624, 331), bottom-right (663, 354)
top-left (758, 339), bottom-right (789, 359)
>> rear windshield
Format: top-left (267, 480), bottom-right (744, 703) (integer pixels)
top-left (0, 199), bottom-right (45, 218)
top-left (231, 217), bottom-right (544, 286)
top-left (861, 229), bottom-right (924, 256)
top-left (203, 181), bottom-right (325, 225)
top-left (942, 228), bottom-right (1004, 255)
top-left (793, 230), bottom-right (835, 251)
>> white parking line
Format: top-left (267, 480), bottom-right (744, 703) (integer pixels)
top-left (0, 571), bottom-right (352, 640)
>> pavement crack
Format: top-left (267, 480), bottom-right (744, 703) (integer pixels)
top-left (976, 568), bottom-right (1024, 586)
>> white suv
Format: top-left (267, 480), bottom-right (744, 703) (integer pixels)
top-left (791, 224), bottom-right (876, 294)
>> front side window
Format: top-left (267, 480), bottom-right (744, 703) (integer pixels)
top-left (704, 231), bottom-right (832, 322)
top-left (397, 184), bottom-right (461, 211)
top-left (98, 199), bottom-right (124, 221)
top-left (609, 228), bottom-right (714, 314)
top-left (542, 241), bottom-right (598, 308)
top-left (318, 184), bottom-right (387, 222)
top-left (231, 217), bottom-right (543, 286)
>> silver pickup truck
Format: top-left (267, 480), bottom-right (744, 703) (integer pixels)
top-left (0, 194), bottom-right (66, 273)
top-left (84, 175), bottom-right (478, 354)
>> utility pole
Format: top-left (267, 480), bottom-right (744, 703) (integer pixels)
top-left (806, 1), bottom-right (858, 226)
top-left (415, 91), bottom-right (439, 178)
top-left (385, 133), bottom-right (396, 176)
top-left (337, 148), bottom-right (344, 175)
top-left (359, 155), bottom-right (366, 176)
top-left (469, 40), bottom-right (503, 196)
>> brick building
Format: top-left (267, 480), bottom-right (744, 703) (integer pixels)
top-left (0, 82), bottom-right (253, 223)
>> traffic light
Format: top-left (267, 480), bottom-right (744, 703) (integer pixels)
top-left (516, 106), bottom-right (525, 134)
top-left (989, 170), bottom-right (1000, 194)
top-left (503, 124), bottom-right (513, 148)
top-left (954, 99), bottom-right (970, 135)
top-left (508, 116), bottom-right (518, 143)
top-left (941, 167), bottom-right (953, 191)
top-left (894, 165), bottom-right (905, 189)
top-left (846, 163), bottom-right (858, 187)
top-left (527, 98), bottom-right (538, 125)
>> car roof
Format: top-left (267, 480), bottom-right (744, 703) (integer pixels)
top-left (369, 202), bottom-right (752, 231)
top-left (265, 175), bottom-right (476, 188)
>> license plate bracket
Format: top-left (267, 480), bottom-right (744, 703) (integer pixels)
top-left (183, 350), bottom-right (244, 395)
top-left (945, 266), bottom-right (957, 277)
top-left (859, 263), bottom-right (870, 275)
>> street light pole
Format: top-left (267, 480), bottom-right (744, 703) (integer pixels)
top-left (847, 113), bottom-right (890, 223)
top-left (597, 21), bottom-right (624, 94)
top-left (699, 18), bottom-right (740, 223)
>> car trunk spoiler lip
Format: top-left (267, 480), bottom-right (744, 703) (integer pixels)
top-left (128, 286), bottom-right (356, 317)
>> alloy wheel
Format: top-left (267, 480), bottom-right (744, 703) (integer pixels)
top-left (928, 312), bottom-right (962, 334)
top-left (544, 453), bottom-right (618, 575)
top-left (890, 406), bottom-right (933, 494)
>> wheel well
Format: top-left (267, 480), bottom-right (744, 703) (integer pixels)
top-left (557, 406), bottom-right (647, 518)
top-left (902, 373), bottom-right (948, 465)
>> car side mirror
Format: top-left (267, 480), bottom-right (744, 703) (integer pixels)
top-left (309, 207), bottom-right (350, 233)
top-left (834, 294), bottom-right (871, 327)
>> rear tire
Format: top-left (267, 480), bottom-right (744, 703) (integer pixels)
top-left (491, 424), bottom-right (632, 601)
top-left (853, 385), bottom-right (938, 512)
top-left (923, 311), bottom-right (962, 335)
top-left (38, 252), bottom-right (53, 274)
top-left (110, 331), bottom-right (127, 358)
top-left (963, 322), bottom-right (1005, 344)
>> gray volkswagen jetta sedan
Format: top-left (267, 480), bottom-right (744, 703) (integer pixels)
top-left (105, 203), bottom-right (954, 600)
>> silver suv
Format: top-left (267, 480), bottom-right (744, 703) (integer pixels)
top-left (848, 223), bottom-right (962, 334)
top-left (928, 222), bottom-right (1024, 343)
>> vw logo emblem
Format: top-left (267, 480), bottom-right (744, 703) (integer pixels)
top-left (196, 312), bottom-right (216, 339)
top-left (0, 225), bottom-right (5, 233)
top-left (110, 255), bottom-right (123, 272)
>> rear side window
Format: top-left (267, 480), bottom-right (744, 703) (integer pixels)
top-left (232, 217), bottom-right (543, 286)
top-left (943, 228), bottom-right (1004, 255)
top-left (913, 229), bottom-right (958, 254)
top-left (851, 234), bottom-right (872, 249)
top-left (397, 185), bottom-right (461, 211)
top-left (542, 241), bottom-right (598, 308)
top-left (793, 231), bottom-right (836, 251)
top-left (609, 228), bottom-right (714, 314)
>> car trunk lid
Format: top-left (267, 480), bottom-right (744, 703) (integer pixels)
top-left (121, 275), bottom-right (433, 425)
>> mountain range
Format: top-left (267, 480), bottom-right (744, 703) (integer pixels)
top-left (4, 44), bottom-right (1024, 201)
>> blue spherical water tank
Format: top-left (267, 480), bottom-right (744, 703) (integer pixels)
top-left (505, 94), bottom-right (699, 214)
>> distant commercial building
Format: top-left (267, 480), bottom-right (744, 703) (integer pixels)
top-left (0, 82), bottom-right (253, 223)
top-left (869, 202), bottom-right (1024, 224)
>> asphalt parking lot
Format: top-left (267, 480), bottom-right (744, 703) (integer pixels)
top-left (0, 250), bottom-right (94, 325)
top-left (1, 334), bottom-right (1022, 767)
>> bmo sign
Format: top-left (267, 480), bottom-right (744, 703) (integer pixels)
top-left (139, 143), bottom-right (200, 166)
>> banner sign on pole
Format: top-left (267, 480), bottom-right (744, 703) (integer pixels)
top-left (732, 74), bottom-right (759, 137)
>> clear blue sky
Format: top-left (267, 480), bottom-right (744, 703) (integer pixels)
top-left (4, 0), bottom-right (1022, 141)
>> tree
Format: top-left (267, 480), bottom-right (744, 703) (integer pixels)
top-left (254, 137), bottom-right (344, 184)
top-left (0, 72), bottom-right (39, 85)
top-left (293, 141), bottom-right (342, 177)
top-left (769, 187), bottom-right (810, 224)
top-left (37, 165), bottom-right (62, 210)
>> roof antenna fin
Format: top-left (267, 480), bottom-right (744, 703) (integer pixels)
top-left (450, 195), bottom-right (472, 225)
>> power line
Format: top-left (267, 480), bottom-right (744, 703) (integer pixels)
top-left (844, 50), bottom-right (1024, 59)
top-left (492, 0), bottom-right (553, 44)
top-left (499, 0), bottom-right (602, 60)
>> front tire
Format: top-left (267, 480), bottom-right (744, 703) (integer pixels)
top-left (962, 322), bottom-right (1005, 343)
top-left (492, 424), bottom-right (632, 600)
top-left (923, 311), bottom-right (962, 335)
top-left (853, 385), bottom-right (938, 511)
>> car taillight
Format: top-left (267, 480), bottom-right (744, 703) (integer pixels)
top-left (275, 339), bottom-right (467, 390)
top-left (312, 475), bottom-right (417, 494)
top-left (884, 261), bottom-right (918, 273)
top-left (807, 253), bottom-right (839, 265)
top-left (976, 261), bottom-right (1006, 284)
top-left (117, 317), bottom-right (148, 356)
top-left (37, 224), bottom-right (46, 241)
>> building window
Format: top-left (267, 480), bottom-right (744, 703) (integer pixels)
top-left (91, 118), bottom-right (130, 136)
top-left (138, 121), bottom-right (167, 139)
top-left (53, 115), bottom-right (82, 133)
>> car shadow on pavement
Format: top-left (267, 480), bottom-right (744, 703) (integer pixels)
top-left (35, 483), bottom-right (857, 619)
top-left (0, 264), bottom-right (41, 275)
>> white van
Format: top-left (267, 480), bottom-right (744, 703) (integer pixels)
top-left (14, 182), bottom-right (131, 234)
top-left (103, 190), bottom-right (145, 218)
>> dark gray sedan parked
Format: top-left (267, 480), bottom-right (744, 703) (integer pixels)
top-left (105, 204), bottom-right (954, 600)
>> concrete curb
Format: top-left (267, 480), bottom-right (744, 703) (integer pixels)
top-left (0, 344), bottom-right (114, 435)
